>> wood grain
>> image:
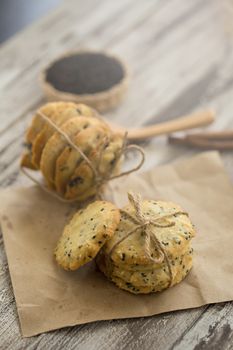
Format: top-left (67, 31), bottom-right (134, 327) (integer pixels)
top-left (0, 0), bottom-right (233, 349)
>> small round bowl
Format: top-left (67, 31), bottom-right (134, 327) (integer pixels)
top-left (40, 50), bottom-right (129, 112)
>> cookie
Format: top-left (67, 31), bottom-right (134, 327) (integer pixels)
top-left (21, 102), bottom-right (95, 169)
top-left (31, 106), bottom-right (84, 168)
top-left (55, 125), bottom-right (110, 195)
top-left (40, 116), bottom-right (105, 188)
top-left (54, 201), bottom-right (120, 270)
top-left (64, 133), bottom-right (123, 200)
top-left (64, 136), bottom-right (110, 199)
top-left (21, 151), bottom-right (37, 170)
top-left (96, 254), bottom-right (167, 293)
top-left (21, 102), bottom-right (65, 169)
top-left (96, 249), bottom-right (193, 294)
top-left (26, 102), bottom-right (68, 146)
top-left (102, 200), bottom-right (195, 266)
top-left (99, 246), bottom-right (193, 287)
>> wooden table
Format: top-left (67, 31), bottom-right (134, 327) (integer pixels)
top-left (1, 0), bottom-right (233, 348)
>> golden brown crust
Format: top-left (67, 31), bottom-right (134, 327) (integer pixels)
top-left (102, 200), bottom-right (195, 266)
top-left (54, 201), bottom-right (120, 270)
top-left (40, 116), bottom-right (104, 188)
top-left (55, 124), bottom-right (111, 196)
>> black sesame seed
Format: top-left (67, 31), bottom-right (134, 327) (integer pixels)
top-left (23, 142), bottom-right (32, 150)
top-left (110, 158), bottom-right (116, 166)
top-left (68, 176), bottom-right (84, 187)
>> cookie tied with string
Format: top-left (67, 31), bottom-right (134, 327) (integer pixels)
top-left (54, 192), bottom-right (195, 294)
top-left (20, 102), bottom-right (144, 202)
top-left (97, 192), bottom-right (196, 294)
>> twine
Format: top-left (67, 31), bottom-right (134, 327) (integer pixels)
top-left (21, 111), bottom-right (145, 203)
top-left (108, 192), bottom-right (188, 287)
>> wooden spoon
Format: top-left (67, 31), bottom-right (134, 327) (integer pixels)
top-left (110, 110), bottom-right (215, 141)
top-left (169, 130), bottom-right (233, 150)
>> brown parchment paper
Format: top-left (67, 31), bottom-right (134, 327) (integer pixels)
top-left (1, 151), bottom-right (233, 337)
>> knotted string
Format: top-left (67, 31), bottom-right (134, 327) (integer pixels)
top-left (108, 192), bottom-right (188, 287)
top-left (21, 111), bottom-right (145, 203)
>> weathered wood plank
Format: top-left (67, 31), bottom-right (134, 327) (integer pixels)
top-left (0, 0), bottom-right (233, 349)
top-left (172, 303), bottom-right (233, 350)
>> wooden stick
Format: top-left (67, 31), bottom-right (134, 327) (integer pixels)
top-left (169, 135), bottom-right (233, 150)
top-left (185, 130), bottom-right (233, 140)
top-left (111, 110), bottom-right (215, 141)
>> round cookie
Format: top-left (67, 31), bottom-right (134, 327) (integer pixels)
top-left (102, 200), bottom-right (195, 267)
top-left (55, 125), bottom-right (111, 195)
top-left (22, 102), bottom-right (96, 169)
top-left (40, 116), bottom-right (107, 188)
top-left (99, 246), bottom-right (193, 287)
top-left (31, 106), bottom-right (83, 168)
top-left (22, 102), bottom-right (68, 169)
top-left (54, 201), bottom-right (120, 270)
top-left (96, 249), bottom-right (193, 294)
top-left (64, 133), bottom-right (124, 200)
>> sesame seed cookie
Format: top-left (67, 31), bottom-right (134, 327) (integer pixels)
top-left (96, 249), bottom-right (193, 294)
top-left (54, 201), bottom-right (120, 270)
top-left (102, 200), bottom-right (195, 266)
top-left (55, 125), bottom-right (111, 196)
top-left (22, 102), bottom-right (96, 169)
top-left (40, 116), bottom-right (106, 189)
top-left (64, 133), bottom-right (124, 200)
top-left (98, 246), bottom-right (193, 287)
top-left (32, 106), bottom-right (84, 168)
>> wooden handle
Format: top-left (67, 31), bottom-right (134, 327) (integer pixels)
top-left (169, 130), bottom-right (233, 150)
top-left (185, 130), bottom-right (233, 140)
top-left (112, 110), bottom-right (215, 141)
top-left (169, 135), bottom-right (233, 150)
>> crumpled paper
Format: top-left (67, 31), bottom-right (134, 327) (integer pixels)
top-left (1, 151), bottom-right (233, 337)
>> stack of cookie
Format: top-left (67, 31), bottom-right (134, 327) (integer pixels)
top-left (97, 197), bottom-right (195, 294)
top-left (55, 193), bottom-right (196, 294)
top-left (21, 102), bottom-right (124, 201)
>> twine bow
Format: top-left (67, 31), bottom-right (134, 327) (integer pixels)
top-left (21, 111), bottom-right (145, 203)
top-left (109, 192), bottom-right (188, 286)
